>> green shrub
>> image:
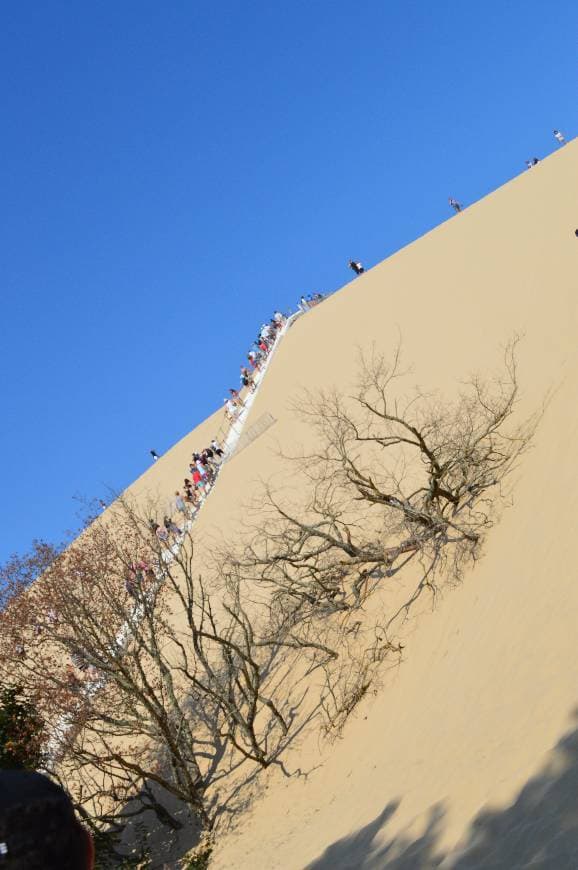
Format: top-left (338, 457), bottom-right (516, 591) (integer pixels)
top-left (0, 684), bottom-right (45, 770)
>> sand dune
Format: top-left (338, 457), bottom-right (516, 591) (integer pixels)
top-left (122, 140), bottom-right (577, 867)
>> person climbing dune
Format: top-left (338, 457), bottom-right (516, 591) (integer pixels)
top-left (348, 260), bottom-right (364, 275)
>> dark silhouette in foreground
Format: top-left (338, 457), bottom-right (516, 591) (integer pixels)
top-left (0, 771), bottom-right (94, 869)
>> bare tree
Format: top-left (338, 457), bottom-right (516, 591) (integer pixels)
top-left (0, 498), bottom-right (310, 838)
top-left (223, 339), bottom-right (539, 733)
top-left (0, 513), bottom-right (206, 831)
top-left (0, 338), bottom-right (542, 835)
top-left (237, 338), bottom-right (538, 624)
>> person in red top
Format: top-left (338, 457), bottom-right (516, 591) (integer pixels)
top-left (191, 467), bottom-right (205, 493)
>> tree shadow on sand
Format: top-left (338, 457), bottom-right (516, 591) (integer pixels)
top-left (308, 712), bottom-right (578, 869)
top-left (114, 679), bottom-right (322, 867)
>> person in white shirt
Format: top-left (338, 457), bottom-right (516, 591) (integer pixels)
top-left (348, 260), bottom-right (364, 275)
top-left (553, 129), bottom-right (565, 145)
top-left (224, 398), bottom-right (238, 419)
top-left (194, 458), bottom-right (207, 478)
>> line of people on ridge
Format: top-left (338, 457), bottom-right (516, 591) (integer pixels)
top-left (143, 298), bottom-right (342, 553)
top-left (226, 309), bottom-right (289, 420)
top-left (448, 129), bottom-right (568, 216)
top-left (298, 293), bottom-right (325, 311)
top-left (143, 305), bottom-right (304, 556)
top-left (351, 126), bottom-right (569, 266)
top-left (122, 437), bottom-right (228, 603)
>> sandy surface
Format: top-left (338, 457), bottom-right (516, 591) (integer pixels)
top-left (124, 141), bottom-right (577, 867)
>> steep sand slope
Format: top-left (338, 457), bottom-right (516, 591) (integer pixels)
top-left (124, 141), bottom-right (577, 866)
top-left (206, 143), bottom-right (577, 867)
top-left (213, 359), bottom-right (578, 868)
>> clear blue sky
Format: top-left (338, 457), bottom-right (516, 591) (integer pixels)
top-left (1, 0), bottom-right (575, 562)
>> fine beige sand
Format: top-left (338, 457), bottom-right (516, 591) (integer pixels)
top-left (122, 140), bottom-right (577, 867)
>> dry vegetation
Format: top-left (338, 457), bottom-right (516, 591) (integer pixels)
top-left (0, 339), bottom-right (538, 865)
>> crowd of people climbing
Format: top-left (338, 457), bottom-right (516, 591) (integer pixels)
top-left (143, 304), bottom-right (310, 558)
top-left (146, 296), bottom-right (340, 554)
top-left (147, 296), bottom-right (331, 529)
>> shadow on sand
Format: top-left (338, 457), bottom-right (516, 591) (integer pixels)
top-left (113, 684), bottom-right (322, 867)
top-left (307, 713), bottom-right (578, 869)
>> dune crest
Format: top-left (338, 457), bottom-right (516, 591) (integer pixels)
top-left (194, 141), bottom-right (577, 868)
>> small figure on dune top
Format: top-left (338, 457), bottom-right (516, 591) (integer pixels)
top-left (553, 129), bottom-right (566, 145)
top-left (448, 197), bottom-right (462, 214)
top-left (348, 260), bottom-right (364, 276)
top-left (299, 295), bottom-right (310, 311)
top-left (150, 449), bottom-right (160, 461)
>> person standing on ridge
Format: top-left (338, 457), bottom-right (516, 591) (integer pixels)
top-left (348, 260), bottom-right (364, 275)
top-left (448, 197), bottom-right (462, 213)
top-left (150, 449), bottom-right (160, 461)
top-left (553, 129), bottom-right (566, 145)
